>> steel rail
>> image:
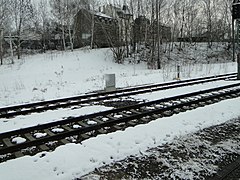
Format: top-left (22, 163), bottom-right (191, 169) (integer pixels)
top-left (0, 82), bottom-right (239, 139)
top-left (0, 83), bottom-right (240, 159)
top-left (0, 82), bottom-right (240, 139)
top-left (0, 73), bottom-right (237, 118)
top-left (210, 156), bottom-right (240, 180)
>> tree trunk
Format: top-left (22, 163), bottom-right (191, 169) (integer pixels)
top-left (179, 3), bottom-right (185, 50)
top-left (68, 24), bottom-right (74, 51)
top-left (90, 13), bottom-right (95, 49)
top-left (149, 0), bottom-right (155, 69)
top-left (17, 37), bottom-right (21, 60)
top-left (61, 23), bottom-right (66, 51)
top-left (156, 0), bottom-right (161, 69)
top-left (0, 28), bottom-right (3, 65)
top-left (9, 32), bottom-right (14, 64)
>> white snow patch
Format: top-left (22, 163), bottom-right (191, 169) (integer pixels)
top-left (87, 120), bottom-right (97, 125)
top-left (51, 128), bottom-right (64, 133)
top-left (73, 125), bottom-right (82, 129)
top-left (34, 133), bottom-right (48, 138)
top-left (11, 137), bottom-right (27, 144)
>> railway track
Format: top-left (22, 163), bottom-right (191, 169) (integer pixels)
top-left (0, 82), bottom-right (240, 163)
top-left (210, 156), bottom-right (240, 180)
top-left (0, 73), bottom-right (237, 119)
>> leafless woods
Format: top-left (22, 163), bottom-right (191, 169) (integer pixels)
top-left (0, 0), bottom-right (234, 67)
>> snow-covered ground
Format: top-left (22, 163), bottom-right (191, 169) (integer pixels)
top-left (0, 80), bottom-right (238, 134)
top-left (0, 45), bottom-right (239, 180)
top-left (0, 45), bottom-right (236, 107)
top-left (0, 97), bottom-right (239, 180)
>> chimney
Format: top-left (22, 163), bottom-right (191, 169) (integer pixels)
top-left (103, 5), bottom-right (106, 13)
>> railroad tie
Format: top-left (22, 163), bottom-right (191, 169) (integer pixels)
top-left (14, 151), bottom-right (24, 158)
top-left (24, 133), bottom-right (36, 141)
top-left (39, 144), bottom-right (50, 151)
top-left (2, 138), bottom-right (14, 148)
top-left (62, 125), bottom-right (73, 132)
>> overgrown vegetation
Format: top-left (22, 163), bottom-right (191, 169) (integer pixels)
top-left (0, 0), bottom-right (235, 68)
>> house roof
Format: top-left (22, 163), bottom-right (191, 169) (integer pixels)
top-left (79, 8), bottom-right (115, 21)
top-left (95, 12), bottom-right (113, 19)
top-left (102, 4), bottom-right (133, 19)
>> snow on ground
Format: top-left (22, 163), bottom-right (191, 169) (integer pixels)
top-left (0, 97), bottom-right (239, 180)
top-left (0, 80), bottom-right (238, 134)
top-left (88, 119), bottom-right (240, 179)
top-left (0, 45), bottom-right (239, 180)
top-left (0, 105), bottom-right (112, 133)
top-left (132, 80), bottom-right (239, 101)
top-left (0, 47), bottom-right (236, 107)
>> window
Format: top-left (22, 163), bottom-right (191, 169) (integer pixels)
top-left (82, 33), bottom-right (91, 40)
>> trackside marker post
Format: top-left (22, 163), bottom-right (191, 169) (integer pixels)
top-left (177, 65), bottom-right (180, 80)
top-left (105, 74), bottom-right (116, 92)
top-left (173, 65), bottom-right (181, 80)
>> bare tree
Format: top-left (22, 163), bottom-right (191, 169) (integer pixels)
top-left (89, 0), bottom-right (99, 49)
top-left (35, 0), bottom-right (50, 53)
top-left (50, 0), bottom-right (91, 51)
top-left (202, 0), bottom-right (214, 48)
top-left (65, 0), bottom-right (85, 51)
top-left (0, 0), bottom-right (12, 64)
top-left (11, 0), bottom-right (33, 59)
top-left (50, 0), bottom-right (68, 51)
top-left (0, 27), bottom-right (3, 65)
top-left (156, 0), bottom-right (167, 69)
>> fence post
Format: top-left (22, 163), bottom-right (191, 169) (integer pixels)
top-left (177, 65), bottom-right (180, 80)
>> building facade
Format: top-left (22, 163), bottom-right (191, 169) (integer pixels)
top-left (102, 4), bottom-right (134, 46)
top-left (74, 9), bottom-right (118, 48)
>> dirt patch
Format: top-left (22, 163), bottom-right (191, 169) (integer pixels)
top-left (80, 118), bottom-right (240, 180)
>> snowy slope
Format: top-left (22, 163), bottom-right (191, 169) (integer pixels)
top-left (0, 47), bottom-right (236, 107)
top-left (0, 46), bottom-right (239, 180)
